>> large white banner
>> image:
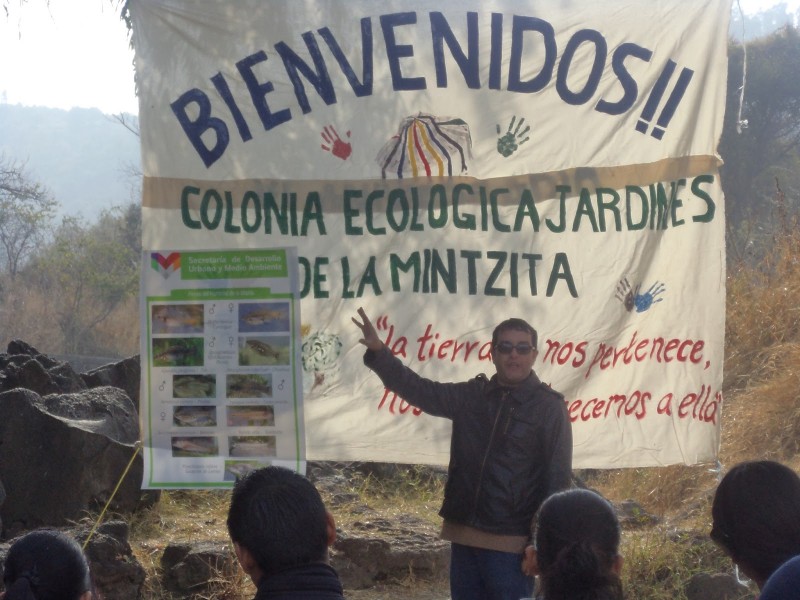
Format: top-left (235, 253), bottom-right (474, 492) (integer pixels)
top-left (130, 0), bottom-right (730, 468)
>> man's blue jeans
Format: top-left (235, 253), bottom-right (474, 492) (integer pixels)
top-left (449, 542), bottom-right (533, 600)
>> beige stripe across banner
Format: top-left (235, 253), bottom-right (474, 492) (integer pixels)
top-left (142, 155), bottom-right (721, 211)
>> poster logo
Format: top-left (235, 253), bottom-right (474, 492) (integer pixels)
top-left (151, 252), bottom-right (181, 279)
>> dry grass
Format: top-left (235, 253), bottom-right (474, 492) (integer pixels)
top-left (586, 464), bottom-right (718, 518)
top-left (129, 491), bottom-right (232, 543)
top-left (724, 210), bottom-right (800, 392)
top-left (0, 286), bottom-right (140, 356)
top-left (0, 286), bottom-right (58, 351)
top-left (98, 295), bottom-right (141, 356)
top-left (331, 465), bottom-right (445, 529)
top-left (620, 528), bottom-right (739, 600)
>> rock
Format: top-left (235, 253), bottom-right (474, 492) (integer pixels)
top-left (78, 362), bottom-right (161, 509)
top-left (309, 462), bottom-right (450, 588)
top-left (161, 541), bottom-right (237, 596)
top-left (82, 356), bottom-right (141, 414)
top-left (76, 520), bottom-right (147, 600)
top-left (5, 358), bottom-right (60, 395)
top-left (0, 340), bottom-right (87, 395)
top-left (4, 340), bottom-right (59, 369)
top-left (311, 470), bottom-right (362, 507)
top-left (331, 515), bottom-right (449, 589)
top-left (49, 360), bottom-right (91, 394)
top-left (616, 498), bottom-right (661, 528)
top-left (0, 388), bottom-right (143, 535)
top-left (39, 386), bottom-right (140, 443)
top-left (684, 572), bottom-right (751, 600)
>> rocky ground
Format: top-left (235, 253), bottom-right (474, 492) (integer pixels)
top-left (311, 462), bottom-right (451, 598)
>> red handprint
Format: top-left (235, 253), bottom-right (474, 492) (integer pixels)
top-left (320, 125), bottom-right (352, 160)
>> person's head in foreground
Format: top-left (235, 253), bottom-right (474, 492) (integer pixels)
top-left (710, 460), bottom-right (800, 589)
top-left (226, 466), bottom-right (337, 584)
top-left (524, 489), bottom-right (623, 600)
top-left (2, 529), bottom-right (93, 600)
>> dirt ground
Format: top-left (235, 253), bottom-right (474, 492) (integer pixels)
top-left (345, 580), bottom-right (450, 600)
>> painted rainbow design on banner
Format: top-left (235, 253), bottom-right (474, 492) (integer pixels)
top-left (376, 113), bottom-right (472, 179)
top-left (151, 252), bottom-right (181, 279)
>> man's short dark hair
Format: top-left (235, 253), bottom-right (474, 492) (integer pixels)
top-left (492, 318), bottom-right (538, 349)
top-left (227, 466), bottom-right (328, 575)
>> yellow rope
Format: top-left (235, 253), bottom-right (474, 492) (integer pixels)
top-left (82, 441), bottom-right (142, 550)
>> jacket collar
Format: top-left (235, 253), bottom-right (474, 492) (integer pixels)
top-left (486, 371), bottom-right (541, 395)
top-left (255, 563), bottom-right (343, 599)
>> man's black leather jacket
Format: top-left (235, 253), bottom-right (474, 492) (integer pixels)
top-left (365, 346), bottom-right (573, 536)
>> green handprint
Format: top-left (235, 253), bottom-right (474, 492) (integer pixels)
top-left (496, 116), bottom-right (530, 157)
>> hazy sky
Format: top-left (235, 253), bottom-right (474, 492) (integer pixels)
top-left (0, 0), bottom-right (796, 116)
top-left (0, 1), bottom-right (136, 114)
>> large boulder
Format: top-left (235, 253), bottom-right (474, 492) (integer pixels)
top-left (330, 514), bottom-right (449, 589)
top-left (37, 386), bottom-right (141, 442)
top-left (82, 355), bottom-right (141, 414)
top-left (0, 387), bottom-right (142, 536)
top-left (77, 520), bottom-right (147, 600)
top-left (160, 541), bottom-right (237, 597)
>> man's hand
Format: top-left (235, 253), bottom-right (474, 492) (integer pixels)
top-left (351, 307), bottom-right (384, 352)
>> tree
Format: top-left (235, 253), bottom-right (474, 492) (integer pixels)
top-left (729, 3), bottom-right (798, 42)
top-left (720, 25), bottom-right (800, 258)
top-left (0, 156), bottom-right (58, 279)
top-left (32, 206), bottom-right (139, 354)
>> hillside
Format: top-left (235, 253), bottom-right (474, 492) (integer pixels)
top-left (0, 104), bottom-right (141, 218)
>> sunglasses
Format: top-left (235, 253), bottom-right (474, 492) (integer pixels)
top-left (494, 341), bottom-right (535, 355)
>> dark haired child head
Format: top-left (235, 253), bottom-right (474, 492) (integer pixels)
top-left (226, 466), bottom-right (336, 584)
top-left (525, 489), bottom-right (623, 600)
top-left (3, 529), bottom-right (93, 600)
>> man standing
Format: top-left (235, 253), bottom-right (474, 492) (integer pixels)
top-left (227, 466), bottom-right (345, 600)
top-left (352, 308), bottom-right (573, 600)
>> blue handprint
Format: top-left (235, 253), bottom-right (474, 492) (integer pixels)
top-left (616, 278), bottom-right (666, 313)
top-left (634, 281), bottom-right (666, 312)
top-left (496, 116), bottom-right (530, 157)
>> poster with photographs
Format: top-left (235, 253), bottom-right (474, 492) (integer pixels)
top-left (140, 248), bottom-right (303, 488)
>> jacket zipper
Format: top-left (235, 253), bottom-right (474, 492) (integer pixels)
top-left (503, 406), bottom-right (516, 435)
top-left (470, 390), bottom-right (508, 521)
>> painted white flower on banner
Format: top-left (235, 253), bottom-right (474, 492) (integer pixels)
top-left (301, 331), bottom-right (343, 394)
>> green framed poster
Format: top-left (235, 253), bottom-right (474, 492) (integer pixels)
top-left (140, 248), bottom-right (303, 488)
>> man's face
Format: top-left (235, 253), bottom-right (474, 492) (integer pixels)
top-left (491, 328), bottom-right (537, 386)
